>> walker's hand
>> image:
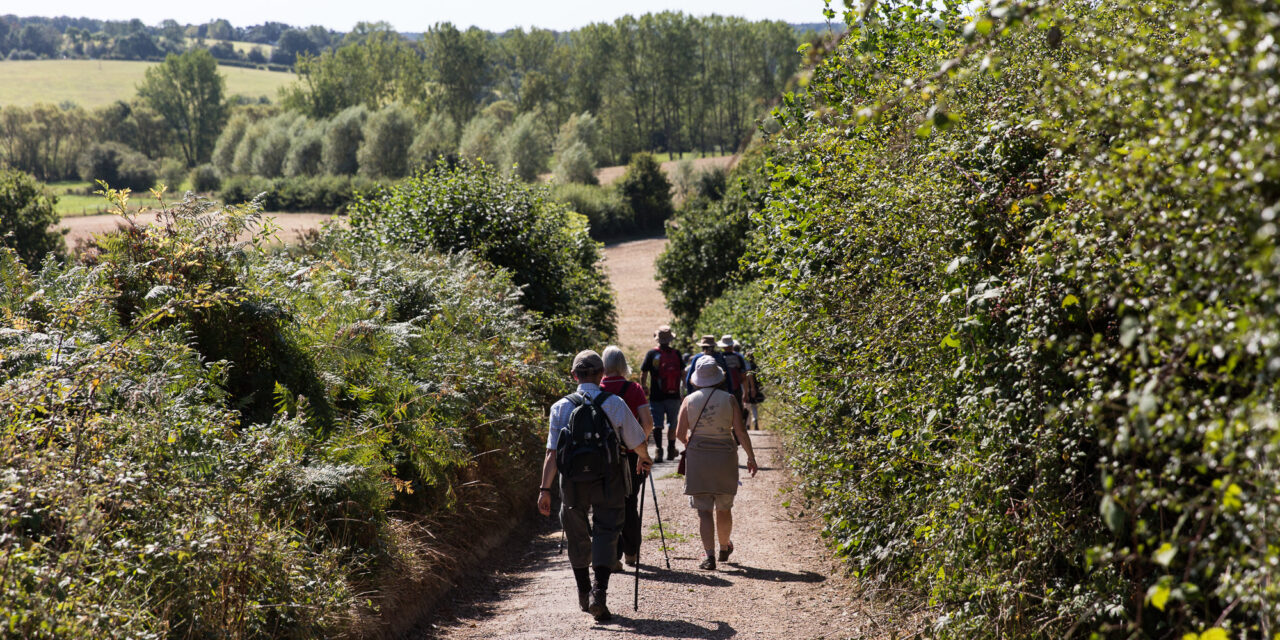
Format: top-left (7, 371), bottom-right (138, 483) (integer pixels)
top-left (747, 457), bottom-right (758, 477)
top-left (637, 457), bottom-right (653, 475)
top-left (537, 491), bottom-right (552, 517)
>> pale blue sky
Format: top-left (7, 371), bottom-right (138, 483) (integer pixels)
top-left (1, 0), bottom-right (834, 32)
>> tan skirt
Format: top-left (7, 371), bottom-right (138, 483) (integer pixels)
top-left (683, 436), bottom-right (739, 496)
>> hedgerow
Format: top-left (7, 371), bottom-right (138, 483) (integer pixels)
top-left (0, 188), bottom-right (559, 637)
top-left (754, 0), bottom-right (1280, 637)
top-left (346, 160), bottom-right (616, 352)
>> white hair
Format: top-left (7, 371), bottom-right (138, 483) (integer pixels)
top-left (601, 345), bottom-right (631, 376)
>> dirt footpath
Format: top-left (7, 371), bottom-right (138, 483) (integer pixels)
top-left (415, 432), bottom-right (896, 639)
top-left (57, 211), bottom-right (338, 249)
top-left (602, 236), bottom-right (672, 355)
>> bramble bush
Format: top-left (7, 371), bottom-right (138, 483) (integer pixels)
top-left (346, 159), bottom-right (616, 352)
top-left (0, 187), bottom-right (560, 637)
top-left (752, 0), bottom-right (1280, 637)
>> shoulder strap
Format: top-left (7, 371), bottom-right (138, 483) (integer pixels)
top-left (566, 393), bottom-right (586, 408)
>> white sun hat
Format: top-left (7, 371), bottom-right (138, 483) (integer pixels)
top-left (718, 335), bottom-right (736, 348)
top-left (690, 357), bottom-right (725, 388)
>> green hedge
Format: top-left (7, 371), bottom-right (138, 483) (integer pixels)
top-left (0, 193), bottom-right (558, 637)
top-left (548, 182), bottom-right (634, 240)
top-left (754, 1), bottom-right (1280, 637)
top-left (219, 174), bottom-right (382, 213)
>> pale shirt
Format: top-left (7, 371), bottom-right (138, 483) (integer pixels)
top-left (546, 383), bottom-right (647, 451)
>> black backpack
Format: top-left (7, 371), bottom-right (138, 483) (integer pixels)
top-left (555, 391), bottom-right (622, 484)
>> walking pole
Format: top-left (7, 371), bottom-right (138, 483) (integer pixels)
top-left (648, 473), bottom-right (671, 570)
top-left (634, 478), bottom-right (647, 612)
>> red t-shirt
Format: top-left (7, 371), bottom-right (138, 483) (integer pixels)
top-left (600, 376), bottom-right (648, 420)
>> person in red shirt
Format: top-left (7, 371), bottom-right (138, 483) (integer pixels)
top-left (600, 345), bottom-right (654, 567)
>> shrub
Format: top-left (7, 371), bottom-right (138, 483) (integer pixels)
top-left (553, 111), bottom-right (602, 163)
top-left (751, 1), bottom-right (1280, 636)
top-left (551, 140), bottom-right (598, 185)
top-left (656, 149), bottom-right (765, 331)
top-left (499, 111), bottom-right (550, 182)
top-left (0, 167), bottom-right (64, 267)
top-left (231, 118), bottom-right (269, 175)
top-left (252, 123), bottom-right (292, 178)
top-left (158, 157), bottom-right (187, 190)
top-left (209, 111), bottom-right (247, 174)
top-left (219, 175), bottom-right (380, 213)
top-left (409, 112), bottom-right (457, 168)
top-left (0, 193), bottom-right (558, 636)
top-left (615, 152), bottom-right (672, 230)
top-left (457, 113), bottom-right (503, 165)
top-left (357, 103), bottom-right (415, 179)
top-left (347, 160), bottom-right (616, 351)
top-left (189, 163), bottom-right (221, 192)
top-left (284, 126), bottom-right (324, 177)
top-left (693, 279), bottom-right (764, 352)
top-left (77, 142), bottom-right (157, 192)
top-left (548, 182), bottom-right (631, 239)
top-left (321, 105), bottom-right (367, 175)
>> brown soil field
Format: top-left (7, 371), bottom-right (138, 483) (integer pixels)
top-left (57, 211), bottom-right (340, 249)
top-left (602, 236), bottom-right (673, 356)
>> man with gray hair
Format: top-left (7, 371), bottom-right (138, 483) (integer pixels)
top-left (538, 350), bottom-right (653, 621)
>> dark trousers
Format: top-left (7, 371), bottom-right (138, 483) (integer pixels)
top-left (560, 468), bottom-right (627, 569)
top-left (618, 451), bottom-right (643, 558)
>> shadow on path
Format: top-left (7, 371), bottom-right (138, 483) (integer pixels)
top-left (721, 564), bottom-right (826, 584)
top-left (633, 565), bottom-right (732, 587)
top-left (599, 617), bottom-right (736, 639)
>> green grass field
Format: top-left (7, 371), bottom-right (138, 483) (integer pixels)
top-left (46, 181), bottom-right (169, 216)
top-left (0, 60), bottom-right (294, 109)
top-left (185, 38), bottom-right (276, 56)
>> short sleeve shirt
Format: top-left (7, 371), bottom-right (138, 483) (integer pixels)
top-left (600, 376), bottom-right (649, 418)
top-left (640, 347), bottom-right (683, 401)
top-left (546, 383), bottom-right (647, 451)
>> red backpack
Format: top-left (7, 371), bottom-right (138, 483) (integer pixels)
top-left (656, 346), bottom-right (684, 395)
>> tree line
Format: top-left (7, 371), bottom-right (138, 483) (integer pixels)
top-left (0, 14), bottom-right (337, 66)
top-left (284, 16), bottom-right (801, 164)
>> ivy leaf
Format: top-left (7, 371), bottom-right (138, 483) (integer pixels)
top-left (1062, 294), bottom-right (1080, 308)
top-left (1148, 583), bottom-right (1171, 611)
top-left (1199, 630), bottom-right (1229, 640)
top-left (1153, 542), bottom-right (1176, 566)
top-left (941, 334), bottom-right (961, 349)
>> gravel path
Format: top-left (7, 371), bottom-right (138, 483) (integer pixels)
top-left (415, 432), bottom-right (892, 640)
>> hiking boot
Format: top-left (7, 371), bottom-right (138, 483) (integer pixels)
top-left (699, 555), bottom-right (716, 570)
top-left (667, 443), bottom-right (678, 459)
top-left (578, 589), bottom-right (590, 612)
top-left (718, 543), bottom-right (734, 563)
top-left (624, 553), bottom-right (638, 567)
top-left (588, 589), bottom-right (611, 621)
top-left (611, 558), bottom-right (624, 572)
top-left (654, 446), bottom-right (664, 463)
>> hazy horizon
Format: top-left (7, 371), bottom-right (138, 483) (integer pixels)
top-left (3, 0), bottom-right (834, 33)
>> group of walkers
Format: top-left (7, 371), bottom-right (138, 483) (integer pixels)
top-left (536, 325), bottom-right (765, 621)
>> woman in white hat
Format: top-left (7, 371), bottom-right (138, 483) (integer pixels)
top-left (675, 357), bottom-right (758, 569)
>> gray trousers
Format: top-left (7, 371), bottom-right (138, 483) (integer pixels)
top-left (560, 468), bottom-right (627, 569)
